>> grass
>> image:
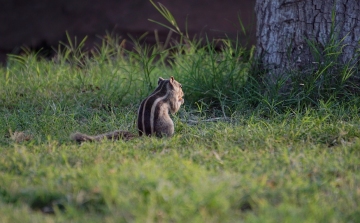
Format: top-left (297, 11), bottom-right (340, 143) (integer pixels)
top-left (1, 2), bottom-right (360, 222)
top-left (1, 109), bottom-right (360, 222)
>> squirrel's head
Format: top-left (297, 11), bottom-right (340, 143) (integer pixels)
top-left (158, 76), bottom-right (184, 105)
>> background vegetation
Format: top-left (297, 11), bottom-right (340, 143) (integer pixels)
top-left (0, 2), bottom-right (360, 222)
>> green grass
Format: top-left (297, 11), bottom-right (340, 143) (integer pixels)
top-left (1, 3), bottom-right (360, 222)
top-left (1, 108), bottom-right (360, 222)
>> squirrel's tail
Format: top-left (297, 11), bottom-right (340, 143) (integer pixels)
top-left (71, 130), bottom-right (136, 143)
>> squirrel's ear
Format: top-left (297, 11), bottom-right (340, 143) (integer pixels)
top-left (170, 76), bottom-right (174, 83)
top-left (158, 77), bottom-right (164, 85)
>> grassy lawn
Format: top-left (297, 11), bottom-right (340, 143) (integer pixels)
top-left (1, 103), bottom-right (360, 222)
top-left (1, 18), bottom-right (360, 222)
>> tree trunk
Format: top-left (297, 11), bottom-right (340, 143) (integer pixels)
top-left (255, 0), bottom-right (360, 78)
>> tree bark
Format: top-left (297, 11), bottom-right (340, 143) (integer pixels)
top-left (255, 0), bottom-right (360, 78)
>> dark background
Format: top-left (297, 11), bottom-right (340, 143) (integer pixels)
top-left (0, 0), bottom-right (256, 63)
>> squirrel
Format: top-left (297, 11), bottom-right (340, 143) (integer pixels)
top-left (71, 76), bottom-right (184, 143)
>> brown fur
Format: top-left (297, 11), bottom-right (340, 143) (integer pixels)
top-left (71, 76), bottom-right (184, 143)
top-left (137, 76), bottom-right (184, 137)
top-left (71, 130), bottom-right (136, 143)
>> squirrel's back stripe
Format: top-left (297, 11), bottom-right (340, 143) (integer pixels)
top-left (150, 83), bottom-right (170, 134)
top-left (138, 80), bottom-right (169, 136)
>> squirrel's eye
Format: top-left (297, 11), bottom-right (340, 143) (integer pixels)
top-left (179, 84), bottom-right (182, 88)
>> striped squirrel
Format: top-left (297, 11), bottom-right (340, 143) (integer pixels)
top-left (71, 76), bottom-right (184, 142)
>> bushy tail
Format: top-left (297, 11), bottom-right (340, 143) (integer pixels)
top-left (71, 130), bottom-right (136, 143)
